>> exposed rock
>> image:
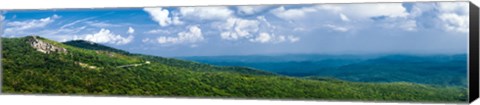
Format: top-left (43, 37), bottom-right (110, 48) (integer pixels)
top-left (75, 62), bottom-right (97, 70)
top-left (116, 61), bottom-right (151, 68)
top-left (27, 36), bottom-right (68, 54)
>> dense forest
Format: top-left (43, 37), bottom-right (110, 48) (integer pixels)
top-left (1, 36), bottom-right (468, 103)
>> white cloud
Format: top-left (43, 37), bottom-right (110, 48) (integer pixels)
top-left (339, 13), bottom-right (350, 22)
top-left (142, 38), bottom-right (152, 43)
top-left (250, 32), bottom-right (299, 43)
top-left (437, 2), bottom-right (468, 15)
top-left (409, 3), bottom-right (436, 17)
top-left (375, 17), bottom-right (417, 32)
top-left (269, 4), bottom-right (411, 33)
top-left (324, 24), bottom-right (349, 32)
top-left (287, 36), bottom-right (300, 42)
top-left (157, 25), bottom-right (203, 44)
top-left (171, 16), bottom-right (184, 25)
top-left (439, 13), bottom-right (468, 33)
top-left (213, 15), bottom-right (295, 44)
top-left (256, 16), bottom-right (276, 30)
top-left (144, 7), bottom-right (183, 27)
top-left (82, 28), bottom-right (133, 45)
top-left (60, 16), bottom-right (96, 29)
top-left (44, 26), bottom-right (87, 37)
top-left (271, 6), bottom-right (318, 20)
top-left (408, 2), bottom-right (468, 33)
top-left (144, 8), bottom-right (171, 27)
top-left (145, 29), bottom-right (171, 34)
top-left (271, 4), bottom-right (408, 21)
top-left (220, 17), bottom-right (260, 40)
top-left (328, 4), bottom-right (409, 19)
top-left (271, 4), bottom-right (409, 21)
top-left (320, 4), bottom-right (415, 32)
top-left (315, 4), bottom-right (342, 12)
top-left (398, 20), bottom-right (417, 31)
top-left (4, 15), bottom-right (60, 33)
top-left (237, 6), bottom-right (270, 15)
top-left (179, 7), bottom-right (233, 20)
top-left (250, 32), bottom-right (272, 43)
top-left (85, 21), bottom-right (122, 28)
top-left (127, 27), bottom-right (135, 34)
top-left (436, 2), bottom-right (469, 33)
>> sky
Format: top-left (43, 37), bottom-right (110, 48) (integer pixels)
top-left (0, 2), bottom-right (470, 57)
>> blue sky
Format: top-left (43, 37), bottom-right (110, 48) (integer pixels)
top-left (0, 2), bottom-right (470, 57)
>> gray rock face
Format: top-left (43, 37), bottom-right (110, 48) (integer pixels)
top-left (28, 36), bottom-right (68, 54)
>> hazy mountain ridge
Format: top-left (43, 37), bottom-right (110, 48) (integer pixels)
top-left (179, 54), bottom-right (468, 86)
top-left (0, 36), bottom-right (468, 102)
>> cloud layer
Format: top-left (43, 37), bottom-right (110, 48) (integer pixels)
top-left (156, 25), bottom-right (203, 44)
top-left (80, 28), bottom-right (133, 45)
top-left (1, 2), bottom-right (470, 56)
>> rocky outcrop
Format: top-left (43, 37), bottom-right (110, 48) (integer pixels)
top-left (75, 62), bottom-right (97, 69)
top-left (27, 36), bottom-right (68, 54)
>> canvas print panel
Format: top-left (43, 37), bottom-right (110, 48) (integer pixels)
top-left (0, 1), bottom-right (470, 103)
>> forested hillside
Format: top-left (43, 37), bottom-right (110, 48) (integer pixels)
top-left (1, 36), bottom-right (468, 103)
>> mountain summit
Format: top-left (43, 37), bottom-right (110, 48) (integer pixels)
top-left (27, 36), bottom-right (67, 54)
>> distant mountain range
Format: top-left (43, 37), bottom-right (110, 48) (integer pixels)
top-left (1, 36), bottom-right (468, 102)
top-left (179, 54), bottom-right (467, 86)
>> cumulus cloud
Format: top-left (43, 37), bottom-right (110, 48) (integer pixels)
top-left (220, 17), bottom-right (260, 40)
top-left (143, 6), bottom-right (296, 44)
top-left (157, 25), bottom-right (203, 44)
top-left (406, 2), bottom-right (468, 33)
top-left (82, 28), bottom-right (134, 45)
top-left (237, 6), bottom-right (271, 15)
top-left (256, 16), bottom-right (276, 30)
top-left (214, 14), bottom-right (296, 44)
top-left (315, 4), bottom-right (409, 20)
top-left (439, 13), bottom-right (468, 33)
top-left (271, 4), bottom-right (409, 21)
top-left (350, 3), bottom-right (416, 31)
top-left (328, 2), bottom-right (468, 33)
top-left (250, 32), bottom-right (272, 43)
top-left (271, 6), bottom-right (318, 20)
top-left (4, 15), bottom-right (60, 33)
top-left (179, 7), bottom-right (233, 20)
top-left (250, 32), bottom-right (299, 43)
top-left (270, 4), bottom-right (413, 32)
top-left (127, 27), bottom-right (135, 34)
top-left (436, 2), bottom-right (469, 33)
top-left (144, 7), bottom-right (183, 27)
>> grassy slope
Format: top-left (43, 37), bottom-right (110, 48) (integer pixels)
top-left (1, 36), bottom-right (468, 103)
